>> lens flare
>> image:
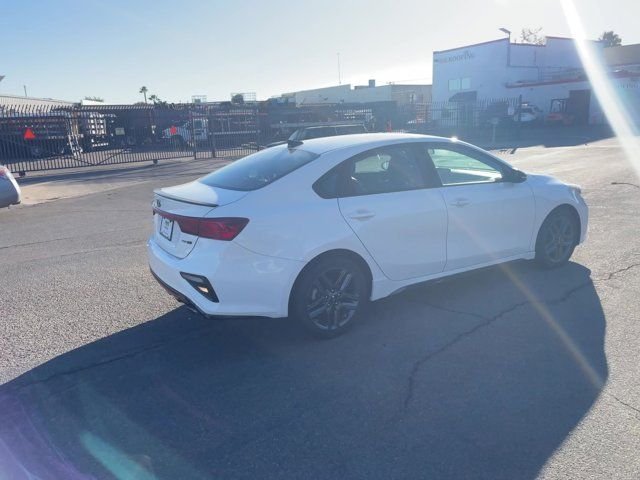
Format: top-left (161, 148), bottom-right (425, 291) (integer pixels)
top-left (561, 0), bottom-right (640, 179)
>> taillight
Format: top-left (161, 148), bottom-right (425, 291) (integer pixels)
top-left (153, 208), bottom-right (248, 241)
top-left (198, 218), bottom-right (249, 240)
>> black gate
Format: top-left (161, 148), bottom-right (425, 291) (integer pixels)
top-left (0, 103), bottom-right (261, 175)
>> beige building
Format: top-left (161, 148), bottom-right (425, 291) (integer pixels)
top-left (282, 80), bottom-right (431, 106)
top-left (604, 43), bottom-right (640, 68)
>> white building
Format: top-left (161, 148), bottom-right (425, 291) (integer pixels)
top-left (432, 36), bottom-right (640, 125)
top-left (282, 80), bottom-right (431, 106)
top-left (0, 94), bottom-right (74, 108)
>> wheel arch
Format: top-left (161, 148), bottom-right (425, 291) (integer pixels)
top-left (536, 203), bottom-right (581, 248)
top-left (287, 248), bottom-right (374, 314)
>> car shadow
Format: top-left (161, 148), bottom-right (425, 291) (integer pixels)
top-left (0, 261), bottom-right (606, 479)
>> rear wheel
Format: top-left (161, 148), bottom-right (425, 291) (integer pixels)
top-left (535, 208), bottom-right (579, 268)
top-left (291, 256), bottom-right (368, 338)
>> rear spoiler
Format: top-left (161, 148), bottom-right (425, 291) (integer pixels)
top-left (154, 189), bottom-right (219, 208)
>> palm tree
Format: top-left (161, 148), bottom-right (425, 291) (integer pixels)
top-left (599, 31), bottom-right (622, 47)
top-left (148, 94), bottom-right (158, 104)
top-left (139, 86), bottom-right (148, 104)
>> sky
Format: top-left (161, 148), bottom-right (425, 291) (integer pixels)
top-left (1, 0), bottom-right (639, 104)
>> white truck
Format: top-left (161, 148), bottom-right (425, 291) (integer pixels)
top-left (163, 118), bottom-right (209, 146)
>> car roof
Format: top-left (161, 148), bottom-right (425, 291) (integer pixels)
top-left (297, 132), bottom-right (455, 155)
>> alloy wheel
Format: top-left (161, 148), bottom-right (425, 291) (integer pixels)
top-left (543, 215), bottom-right (576, 263)
top-left (306, 268), bottom-right (361, 331)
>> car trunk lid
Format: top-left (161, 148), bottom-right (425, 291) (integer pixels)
top-left (153, 181), bottom-right (248, 258)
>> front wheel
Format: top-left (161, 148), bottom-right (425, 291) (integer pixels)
top-left (535, 209), bottom-right (579, 268)
top-left (291, 256), bottom-right (368, 338)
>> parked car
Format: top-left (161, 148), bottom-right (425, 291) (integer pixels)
top-left (266, 124), bottom-right (367, 148)
top-left (514, 103), bottom-right (542, 124)
top-left (0, 165), bottom-right (22, 208)
top-left (148, 133), bottom-right (588, 337)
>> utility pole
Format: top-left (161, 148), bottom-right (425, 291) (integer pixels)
top-left (23, 85), bottom-right (28, 97)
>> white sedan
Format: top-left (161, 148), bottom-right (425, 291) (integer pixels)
top-left (148, 133), bottom-right (587, 337)
top-left (0, 165), bottom-right (21, 208)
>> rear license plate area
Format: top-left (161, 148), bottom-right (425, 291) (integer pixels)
top-left (159, 217), bottom-right (174, 240)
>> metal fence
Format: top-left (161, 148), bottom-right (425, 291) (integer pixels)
top-left (397, 97), bottom-right (524, 138)
top-left (1, 97), bottom-right (526, 175)
top-left (0, 103), bottom-right (262, 175)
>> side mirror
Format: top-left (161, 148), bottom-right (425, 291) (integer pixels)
top-left (503, 168), bottom-right (527, 183)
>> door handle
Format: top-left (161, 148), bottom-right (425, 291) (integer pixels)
top-left (348, 209), bottom-right (376, 220)
top-left (450, 198), bottom-right (470, 208)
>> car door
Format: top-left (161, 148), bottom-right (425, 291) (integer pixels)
top-left (334, 143), bottom-right (447, 281)
top-left (422, 143), bottom-right (535, 271)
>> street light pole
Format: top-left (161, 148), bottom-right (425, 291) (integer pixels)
top-left (337, 52), bottom-right (342, 85)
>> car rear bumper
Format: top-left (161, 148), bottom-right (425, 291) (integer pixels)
top-left (147, 236), bottom-right (304, 318)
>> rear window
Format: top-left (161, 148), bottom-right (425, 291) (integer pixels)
top-left (199, 145), bottom-right (319, 191)
top-left (300, 127), bottom-right (335, 140)
top-left (336, 125), bottom-right (366, 135)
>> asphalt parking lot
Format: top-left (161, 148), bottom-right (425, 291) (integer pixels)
top-left (1, 136), bottom-right (639, 479)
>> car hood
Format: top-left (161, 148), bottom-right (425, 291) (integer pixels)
top-left (525, 173), bottom-right (568, 187)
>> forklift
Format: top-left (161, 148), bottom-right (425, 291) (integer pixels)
top-left (546, 98), bottom-right (575, 126)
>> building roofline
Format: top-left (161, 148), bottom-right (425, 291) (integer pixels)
top-left (544, 36), bottom-right (575, 41)
top-left (434, 35), bottom-right (601, 56)
top-left (0, 93), bottom-right (74, 104)
top-left (434, 38), bottom-right (507, 55)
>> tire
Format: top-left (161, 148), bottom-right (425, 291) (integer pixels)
top-left (535, 208), bottom-right (579, 268)
top-left (291, 256), bottom-right (368, 338)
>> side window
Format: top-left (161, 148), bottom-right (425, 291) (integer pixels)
top-left (313, 167), bottom-right (341, 199)
top-left (345, 145), bottom-right (427, 196)
top-left (427, 146), bottom-right (503, 185)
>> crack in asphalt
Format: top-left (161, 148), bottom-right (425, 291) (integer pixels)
top-left (404, 258), bottom-right (640, 409)
top-left (403, 278), bottom-right (596, 409)
top-left (5, 321), bottom-right (215, 393)
top-left (611, 181), bottom-right (640, 189)
top-left (608, 393), bottom-right (640, 417)
top-left (0, 226), bottom-right (148, 250)
top-left (1, 240), bottom-right (146, 266)
top-left (5, 257), bottom-right (640, 411)
top-left (598, 262), bottom-right (640, 281)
